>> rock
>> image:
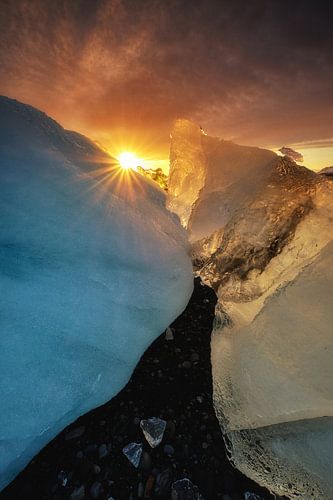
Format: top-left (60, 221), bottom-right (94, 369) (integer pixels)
top-left (140, 451), bottom-right (152, 472)
top-left (165, 421), bottom-right (176, 440)
top-left (154, 468), bottom-right (173, 496)
top-left (171, 478), bottom-right (203, 499)
top-left (70, 485), bottom-right (85, 500)
top-left (137, 481), bottom-right (144, 498)
top-left (244, 493), bottom-right (262, 500)
top-left (93, 464), bottom-right (101, 474)
top-left (165, 327), bottom-right (174, 340)
top-left (122, 442), bottom-right (143, 468)
top-left (140, 417), bottom-right (167, 447)
top-left (98, 443), bottom-right (109, 459)
top-left (144, 475), bottom-right (155, 497)
top-left (65, 426), bottom-right (85, 440)
top-left (57, 470), bottom-right (67, 486)
top-left (163, 444), bottom-right (175, 455)
top-left (90, 481), bottom-right (103, 498)
top-left (182, 361), bottom-right (191, 369)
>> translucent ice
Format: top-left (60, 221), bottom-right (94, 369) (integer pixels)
top-left (168, 119), bottom-right (333, 498)
top-left (0, 97), bottom-right (193, 490)
top-left (122, 443), bottom-right (143, 468)
top-left (140, 417), bottom-right (167, 447)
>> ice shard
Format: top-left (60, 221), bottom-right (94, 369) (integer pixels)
top-left (140, 417), bottom-right (167, 448)
top-left (122, 443), bottom-right (143, 468)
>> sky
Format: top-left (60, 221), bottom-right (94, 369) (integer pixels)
top-left (0, 0), bottom-right (332, 171)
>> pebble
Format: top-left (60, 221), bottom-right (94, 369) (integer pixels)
top-left (98, 443), bottom-right (109, 459)
top-left (137, 481), bottom-right (144, 497)
top-left (140, 451), bottom-right (152, 471)
top-left (93, 464), bottom-right (101, 474)
top-left (57, 470), bottom-right (67, 486)
top-left (70, 485), bottom-right (85, 500)
top-left (90, 481), bottom-right (102, 498)
top-left (65, 426), bottom-right (85, 440)
top-left (182, 361), bottom-right (191, 369)
top-left (163, 444), bottom-right (175, 455)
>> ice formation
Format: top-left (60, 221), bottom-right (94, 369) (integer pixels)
top-left (0, 97), bottom-right (193, 490)
top-left (168, 119), bottom-right (333, 498)
top-left (122, 443), bottom-right (143, 468)
top-left (140, 417), bottom-right (166, 447)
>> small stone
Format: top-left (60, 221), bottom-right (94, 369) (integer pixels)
top-left (182, 361), bottom-right (191, 369)
top-left (122, 442), bottom-right (143, 468)
top-left (163, 444), bottom-right (175, 455)
top-left (202, 442), bottom-right (208, 449)
top-left (70, 485), bottom-right (85, 500)
top-left (57, 470), bottom-right (67, 486)
top-left (98, 443), bottom-right (109, 459)
top-left (154, 468), bottom-right (173, 496)
top-left (140, 417), bottom-right (167, 448)
top-left (165, 327), bottom-right (174, 340)
top-left (93, 464), bottom-right (101, 474)
top-left (133, 417), bottom-right (140, 425)
top-left (76, 451), bottom-right (84, 459)
top-left (144, 475), bottom-right (155, 497)
top-left (171, 478), bottom-right (203, 499)
top-left (165, 420), bottom-right (176, 439)
top-left (137, 481), bottom-right (144, 498)
top-left (244, 493), bottom-right (263, 500)
top-left (140, 451), bottom-right (152, 471)
top-left (191, 353), bottom-right (199, 361)
top-left (65, 426), bottom-right (85, 440)
top-left (90, 481), bottom-right (102, 499)
top-left (196, 396), bottom-right (204, 403)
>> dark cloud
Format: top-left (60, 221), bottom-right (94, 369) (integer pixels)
top-left (0, 0), bottom-right (332, 159)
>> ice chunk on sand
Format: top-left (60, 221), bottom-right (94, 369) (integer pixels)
top-left (0, 97), bottom-right (193, 490)
top-left (122, 443), bottom-right (143, 468)
top-left (140, 417), bottom-right (167, 447)
top-left (168, 118), bottom-right (333, 498)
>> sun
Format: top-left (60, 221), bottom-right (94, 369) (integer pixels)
top-left (118, 152), bottom-right (141, 171)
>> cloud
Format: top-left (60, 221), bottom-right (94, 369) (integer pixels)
top-left (0, 0), bottom-right (332, 158)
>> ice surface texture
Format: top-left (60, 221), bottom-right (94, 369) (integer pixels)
top-left (0, 97), bottom-right (193, 490)
top-left (168, 119), bottom-right (333, 498)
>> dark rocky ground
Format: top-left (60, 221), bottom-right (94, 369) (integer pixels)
top-left (1, 279), bottom-right (276, 500)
